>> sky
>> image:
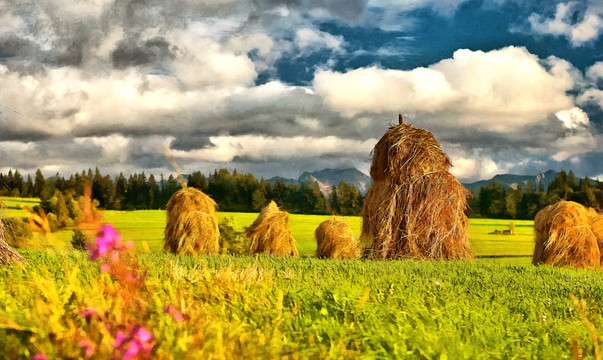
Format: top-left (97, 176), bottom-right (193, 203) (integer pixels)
top-left (0, 0), bottom-right (602, 182)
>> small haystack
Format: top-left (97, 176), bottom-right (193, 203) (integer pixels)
top-left (164, 187), bottom-right (220, 255)
top-left (0, 201), bottom-right (25, 265)
top-left (246, 201), bottom-right (298, 256)
top-left (533, 201), bottom-right (599, 268)
top-left (315, 218), bottom-right (361, 259)
top-left (361, 115), bottom-right (473, 260)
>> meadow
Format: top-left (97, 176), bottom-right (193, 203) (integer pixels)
top-left (2, 196), bottom-right (602, 359)
top-left (1, 196), bottom-right (534, 260)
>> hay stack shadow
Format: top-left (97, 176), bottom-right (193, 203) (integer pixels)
top-left (246, 201), bottom-right (298, 256)
top-left (533, 200), bottom-right (602, 268)
top-left (164, 187), bottom-right (220, 255)
top-left (361, 115), bottom-right (473, 260)
top-left (315, 218), bottom-right (361, 260)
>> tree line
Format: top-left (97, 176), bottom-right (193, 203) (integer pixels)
top-left (0, 168), bottom-right (600, 219)
top-left (468, 170), bottom-right (603, 219)
top-left (0, 168), bottom-right (363, 215)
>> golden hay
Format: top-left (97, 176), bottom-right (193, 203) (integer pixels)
top-left (164, 187), bottom-right (220, 255)
top-left (533, 201), bottom-right (599, 268)
top-left (246, 201), bottom-right (298, 256)
top-left (0, 200), bottom-right (25, 265)
top-left (370, 116), bottom-right (452, 183)
top-left (589, 214), bottom-right (603, 265)
top-left (315, 218), bottom-right (361, 260)
top-left (361, 116), bottom-right (473, 260)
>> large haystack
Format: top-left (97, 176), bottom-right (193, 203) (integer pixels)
top-left (315, 218), bottom-right (361, 259)
top-left (246, 201), bottom-right (298, 256)
top-left (591, 214), bottom-right (603, 264)
top-left (164, 187), bottom-right (220, 255)
top-left (0, 201), bottom-right (25, 265)
top-left (361, 115), bottom-right (473, 260)
top-left (533, 201), bottom-right (599, 268)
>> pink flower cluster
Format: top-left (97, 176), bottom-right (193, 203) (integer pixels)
top-left (87, 224), bottom-right (133, 263)
top-left (115, 326), bottom-right (153, 360)
top-left (79, 224), bottom-right (155, 359)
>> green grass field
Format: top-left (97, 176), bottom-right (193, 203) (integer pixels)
top-left (1, 196), bottom-right (534, 261)
top-left (10, 196), bottom-right (598, 359)
top-left (1, 251), bottom-right (603, 359)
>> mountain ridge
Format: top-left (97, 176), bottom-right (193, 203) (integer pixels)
top-left (268, 167), bottom-right (372, 194)
top-left (462, 170), bottom-right (560, 192)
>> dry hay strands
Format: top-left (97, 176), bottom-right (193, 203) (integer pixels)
top-left (370, 121), bottom-right (452, 183)
top-left (164, 187), bottom-right (220, 255)
top-left (362, 172), bottom-right (473, 260)
top-left (362, 117), bottom-right (473, 260)
top-left (246, 201), bottom-right (298, 256)
top-left (591, 214), bottom-right (603, 264)
top-left (0, 203), bottom-right (25, 265)
top-left (533, 201), bottom-right (599, 268)
top-left (315, 218), bottom-right (361, 260)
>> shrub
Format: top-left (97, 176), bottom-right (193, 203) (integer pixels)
top-left (219, 216), bottom-right (248, 255)
top-left (71, 229), bottom-right (87, 250)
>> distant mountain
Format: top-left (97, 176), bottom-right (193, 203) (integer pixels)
top-left (300, 168), bottom-right (372, 193)
top-left (267, 168), bottom-right (570, 196)
top-left (267, 167), bottom-right (372, 195)
top-left (265, 176), bottom-right (299, 186)
top-left (463, 170), bottom-right (560, 192)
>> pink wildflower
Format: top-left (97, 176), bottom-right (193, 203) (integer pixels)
top-left (78, 339), bottom-right (95, 358)
top-left (115, 326), bottom-right (153, 359)
top-left (164, 305), bottom-right (185, 322)
top-left (79, 308), bottom-right (98, 319)
top-left (88, 224), bottom-right (121, 260)
top-left (33, 354), bottom-right (48, 360)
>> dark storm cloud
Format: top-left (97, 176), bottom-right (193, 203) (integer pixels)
top-left (127, 152), bottom-right (170, 169)
top-left (0, 35), bottom-right (38, 59)
top-left (425, 115), bottom-right (568, 151)
top-left (55, 39), bottom-right (84, 67)
top-left (111, 37), bottom-right (175, 69)
top-left (29, 139), bottom-right (104, 161)
top-left (0, 127), bottom-right (52, 142)
top-left (169, 134), bottom-right (215, 151)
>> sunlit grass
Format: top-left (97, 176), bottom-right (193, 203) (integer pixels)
top-left (2, 196), bottom-right (534, 260)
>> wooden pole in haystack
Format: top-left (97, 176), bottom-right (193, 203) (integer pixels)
top-left (0, 200), bottom-right (25, 265)
top-left (315, 218), bottom-right (361, 259)
top-left (246, 201), bottom-right (298, 256)
top-left (361, 114), bottom-right (474, 260)
top-left (533, 200), bottom-right (601, 268)
top-left (164, 187), bottom-right (220, 255)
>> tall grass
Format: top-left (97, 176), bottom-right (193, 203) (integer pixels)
top-left (1, 250), bottom-right (603, 358)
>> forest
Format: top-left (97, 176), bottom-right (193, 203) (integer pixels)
top-left (0, 168), bottom-right (600, 220)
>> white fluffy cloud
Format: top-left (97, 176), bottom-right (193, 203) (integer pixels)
top-left (294, 28), bottom-right (345, 54)
top-left (586, 61), bottom-right (603, 82)
top-left (578, 61), bottom-right (603, 109)
top-left (315, 47), bottom-right (576, 129)
top-left (314, 46), bottom-right (600, 180)
top-left (528, 1), bottom-right (603, 46)
top-left (171, 135), bottom-right (376, 163)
